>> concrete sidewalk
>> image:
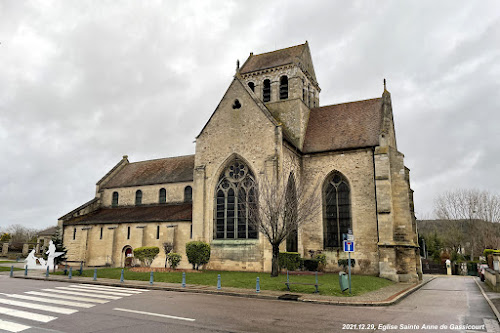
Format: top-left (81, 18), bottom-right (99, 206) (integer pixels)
top-left (2, 268), bottom-right (434, 306)
top-left (474, 277), bottom-right (500, 323)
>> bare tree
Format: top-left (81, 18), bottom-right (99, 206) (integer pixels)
top-left (248, 174), bottom-right (321, 277)
top-left (5, 224), bottom-right (40, 243)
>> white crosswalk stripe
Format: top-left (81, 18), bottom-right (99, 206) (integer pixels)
top-left (0, 283), bottom-right (145, 332)
top-left (41, 288), bottom-right (122, 299)
top-left (75, 283), bottom-right (149, 292)
top-left (73, 284), bottom-right (144, 293)
top-left (25, 291), bottom-right (109, 304)
top-left (3, 294), bottom-right (95, 308)
top-left (0, 319), bottom-right (31, 333)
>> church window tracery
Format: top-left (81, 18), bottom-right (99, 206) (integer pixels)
top-left (214, 158), bottom-right (258, 239)
top-left (323, 171), bottom-right (351, 248)
top-left (280, 76), bottom-right (288, 100)
top-left (263, 79), bottom-right (271, 102)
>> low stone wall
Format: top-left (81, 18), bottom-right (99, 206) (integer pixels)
top-left (484, 268), bottom-right (499, 291)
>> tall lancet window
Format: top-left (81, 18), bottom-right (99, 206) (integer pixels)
top-left (214, 158), bottom-right (258, 239)
top-left (263, 79), bottom-right (271, 102)
top-left (280, 76), bottom-right (288, 100)
top-left (324, 171), bottom-right (351, 248)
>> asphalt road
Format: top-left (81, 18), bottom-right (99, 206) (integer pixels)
top-left (0, 274), bottom-right (498, 333)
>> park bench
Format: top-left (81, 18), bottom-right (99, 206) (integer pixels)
top-left (283, 271), bottom-right (321, 294)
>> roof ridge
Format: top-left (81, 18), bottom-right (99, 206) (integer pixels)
top-left (251, 42), bottom-right (306, 58)
top-left (128, 154), bottom-right (195, 165)
top-left (313, 97), bottom-right (381, 110)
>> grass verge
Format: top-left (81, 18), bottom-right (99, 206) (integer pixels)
top-left (0, 266), bottom-right (23, 272)
top-left (54, 268), bottom-right (393, 296)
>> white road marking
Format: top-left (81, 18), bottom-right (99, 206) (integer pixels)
top-left (0, 319), bottom-right (31, 332)
top-left (72, 284), bottom-right (143, 294)
top-left (76, 284), bottom-right (148, 292)
top-left (58, 286), bottom-right (133, 296)
top-left (0, 305), bottom-right (57, 323)
top-left (4, 294), bottom-right (95, 308)
top-left (41, 289), bottom-right (121, 300)
top-left (113, 308), bottom-right (195, 322)
top-left (0, 297), bottom-right (77, 315)
top-left (26, 291), bottom-right (109, 304)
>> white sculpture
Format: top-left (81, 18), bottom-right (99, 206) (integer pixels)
top-left (24, 241), bottom-right (64, 270)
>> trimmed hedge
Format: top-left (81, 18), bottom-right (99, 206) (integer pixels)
top-left (186, 241), bottom-right (211, 270)
top-left (303, 259), bottom-right (319, 271)
top-left (278, 252), bottom-right (302, 271)
top-left (167, 252), bottom-right (182, 269)
top-left (133, 246), bottom-right (160, 267)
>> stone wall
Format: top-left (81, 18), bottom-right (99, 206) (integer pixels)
top-left (101, 182), bottom-right (193, 207)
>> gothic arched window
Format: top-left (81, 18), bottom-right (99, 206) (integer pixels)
top-left (324, 172), bottom-right (351, 248)
top-left (112, 192), bottom-right (119, 207)
top-left (248, 82), bottom-right (255, 92)
top-left (285, 174), bottom-right (298, 252)
top-left (184, 186), bottom-right (192, 202)
top-left (280, 76), bottom-right (288, 100)
top-left (159, 188), bottom-right (166, 203)
top-left (135, 190), bottom-right (142, 205)
top-left (263, 79), bottom-right (271, 102)
top-left (214, 159), bottom-right (257, 239)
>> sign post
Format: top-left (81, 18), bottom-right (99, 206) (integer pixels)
top-left (343, 239), bottom-right (355, 295)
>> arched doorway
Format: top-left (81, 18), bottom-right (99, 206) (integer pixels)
top-left (122, 246), bottom-right (133, 267)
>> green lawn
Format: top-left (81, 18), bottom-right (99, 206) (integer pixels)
top-left (54, 268), bottom-right (393, 296)
top-left (0, 261), bottom-right (16, 264)
top-left (0, 266), bottom-right (23, 272)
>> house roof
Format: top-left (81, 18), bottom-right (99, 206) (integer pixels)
top-left (63, 203), bottom-right (192, 225)
top-left (102, 155), bottom-right (194, 189)
top-left (38, 226), bottom-right (57, 236)
top-left (240, 43), bottom-right (317, 84)
top-left (303, 98), bottom-right (383, 153)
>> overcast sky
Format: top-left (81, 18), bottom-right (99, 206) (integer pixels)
top-left (1, 1), bottom-right (499, 231)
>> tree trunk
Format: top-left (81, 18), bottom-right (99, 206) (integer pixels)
top-left (271, 243), bottom-right (280, 277)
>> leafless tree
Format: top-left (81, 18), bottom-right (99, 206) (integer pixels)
top-left (5, 224), bottom-right (40, 243)
top-left (162, 242), bottom-right (174, 268)
top-left (248, 174), bottom-right (321, 277)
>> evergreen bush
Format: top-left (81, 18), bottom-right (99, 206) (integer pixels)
top-left (185, 241), bottom-right (211, 270)
top-left (278, 252), bottom-right (302, 271)
top-left (133, 246), bottom-right (160, 267)
top-left (167, 252), bottom-right (182, 269)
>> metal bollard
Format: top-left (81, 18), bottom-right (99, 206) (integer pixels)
top-left (24, 265), bottom-right (28, 276)
top-left (79, 262), bottom-right (83, 276)
top-left (287, 270), bottom-right (289, 284)
top-left (150, 271), bottom-right (154, 285)
top-left (69, 267), bottom-right (72, 279)
top-left (182, 272), bottom-right (186, 288)
top-left (217, 274), bottom-right (221, 290)
top-left (64, 265), bottom-right (68, 275)
top-left (46, 266), bottom-right (49, 278)
top-left (10, 265), bottom-right (13, 278)
top-left (120, 269), bottom-right (124, 283)
top-left (256, 277), bottom-right (260, 293)
top-left (93, 268), bottom-right (97, 281)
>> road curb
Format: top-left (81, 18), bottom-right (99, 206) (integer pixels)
top-left (474, 277), bottom-right (500, 323)
top-left (11, 274), bottom-right (431, 306)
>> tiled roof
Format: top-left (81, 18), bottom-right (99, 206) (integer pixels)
top-left (38, 226), bottom-right (57, 236)
top-left (303, 98), bottom-right (383, 153)
top-left (64, 203), bottom-right (192, 225)
top-left (102, 155), bottom-right (194, 188)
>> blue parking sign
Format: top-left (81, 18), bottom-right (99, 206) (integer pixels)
top-left (343, 240), bottom-right (355, 252)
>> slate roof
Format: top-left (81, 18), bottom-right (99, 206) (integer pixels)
top-left (64, 203), bottom-right (192, 226)
top-left (240, 43), bottom-right (317, 83)
top-left (38, 226), bottom-right (57, 236)
top-left (102, 155), bottom-right (194, 189)
top-left (303, 98), bottom-right (383, 153)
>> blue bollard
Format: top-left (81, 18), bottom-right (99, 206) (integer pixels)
top-left (315, 271), bottom-right (318, 285)
top-left (287, 270), bottom-right (289, 284)
top-left (150, 271), bottom-right (154, 285)
top-left (217, 274), bottom-right (221, 290)
top-left (93, 268), bottom-right (97, 281)
top-left (69, 267), bottom-right (72, 279)
top-left (64, 265), bottom-right (68, 275)
top-left (79, 262), bottom-right (83, 276)
top-left (120, 269), bottom-right (124, 283)
top-left (182, 272), bottom-right (186, 288)
top-left (256, 277), bottom-right (260, 293)
top-left (24, 265), bottom-right (28, 276)
top-left (10, 265), bottom-right (13, 278)
top-left (46, 266), bottom-right (49, 278)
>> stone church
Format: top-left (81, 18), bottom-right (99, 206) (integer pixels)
top-left (60, 42), bottom-right (421, 282)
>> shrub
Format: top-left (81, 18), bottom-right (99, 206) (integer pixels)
top-left (303, 259), bottom-right (319, 271)
top-left (167, 252), bottom-right (182, 269)
top-left (483, 249), bottom-right (500, 257)
top-left (314, 253), bottom-right (327, 272)
top-left (185, 241), bottom-right (211, 270)
top-left (133, 246), bottom-right (160, 267)
top-left (338, 259), bottom-right (356, 270)
top-left (278, 252), bottom-right (302, 271)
